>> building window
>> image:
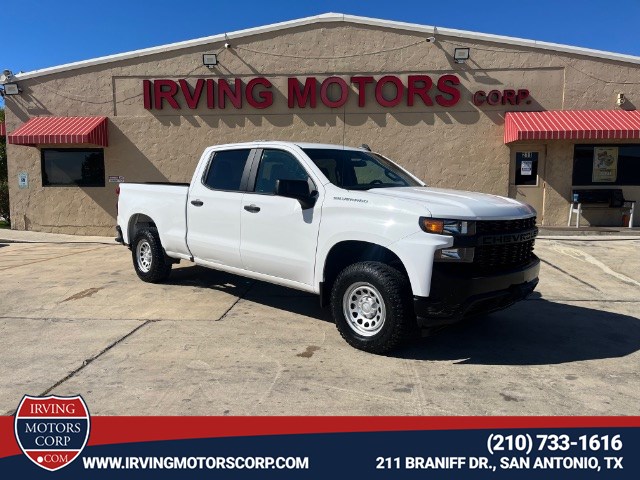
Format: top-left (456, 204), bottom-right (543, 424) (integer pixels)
top-left (41, 148), bottom-right (105, 187)
top-left (573, 145), bottom-right (640, 186)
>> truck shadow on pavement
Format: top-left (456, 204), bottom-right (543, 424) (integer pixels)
top-left (166, 265), bottom-right (254, 298)
top-left (397, 297), bottom-right (640, 365)
top-left (166, 266), bottom-right (640, 366)
top-left (166, 266), bottom-right (334, 322)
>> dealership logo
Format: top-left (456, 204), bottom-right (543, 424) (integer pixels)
top-left (14, 395), bottom-right (91, 472)
top-left (142, 75), bottom-right (532, 111)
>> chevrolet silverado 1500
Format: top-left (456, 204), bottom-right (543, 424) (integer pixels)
top-left (116, 141), bottom-right (539, 353)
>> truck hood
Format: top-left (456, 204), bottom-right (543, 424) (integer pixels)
top-left (365, 186), bottom-right (536, 220)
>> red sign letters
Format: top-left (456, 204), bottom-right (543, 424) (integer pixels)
top-left (143, 75), bottom-right (466, 110)
top-left (142, 75), bottom-right (530, 110)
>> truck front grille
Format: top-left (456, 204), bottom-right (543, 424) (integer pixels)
top-left (474, 240), bottom-right (536, 269)
top-left (475, 216), bottom-right (537, 235)
top-left (473, 216), bottom-right (537, 271)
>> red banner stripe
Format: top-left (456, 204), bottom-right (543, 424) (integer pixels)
top-left (2, 416), bottom-right (640, 459)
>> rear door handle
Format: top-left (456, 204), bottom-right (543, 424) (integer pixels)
top-left (244, 204), bottom-right (260, 213)
top-left (190, 199), bottom-right (204, 207)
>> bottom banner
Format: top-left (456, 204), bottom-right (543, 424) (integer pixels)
top-left (1, 416), bottom-right (638, 479)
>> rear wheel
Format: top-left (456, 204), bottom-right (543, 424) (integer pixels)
top-left (331, 261), bottom-right (413, 354)
top-left (132, 227), bottom-right (172, 283)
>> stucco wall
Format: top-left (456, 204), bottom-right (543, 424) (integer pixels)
top-left (4, 21), bottom-right (640, 234)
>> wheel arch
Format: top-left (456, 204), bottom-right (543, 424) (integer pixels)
top-left (127, 213), bottom-right (156, 246)
top-left (319, 240), bottom-right (409, 307)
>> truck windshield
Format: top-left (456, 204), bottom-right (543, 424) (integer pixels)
top-left (302, 149), bottom-right (421, 190)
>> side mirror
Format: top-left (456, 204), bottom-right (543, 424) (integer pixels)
top-left (275, 179), bottom-right (317, 209)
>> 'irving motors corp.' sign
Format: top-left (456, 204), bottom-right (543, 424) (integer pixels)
top-left (142, 76), bottom-right (531, 110)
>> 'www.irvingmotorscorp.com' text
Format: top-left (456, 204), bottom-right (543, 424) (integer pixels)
top-left (82, 456), bottom-right (309, 470)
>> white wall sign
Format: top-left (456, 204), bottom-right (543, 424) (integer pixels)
top-left (520, 160), bottom-right (533, 175)
top-left (18, 172), bottom-right (28, 189)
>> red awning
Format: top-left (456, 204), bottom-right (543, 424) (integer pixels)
top-left (7, 116), bottom-right (108, 147)
top-left (0, 122), bottom-right (5, 136)
top-left (504, 110), bottom-right (640, 143)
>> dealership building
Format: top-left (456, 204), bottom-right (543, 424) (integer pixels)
top-left (1, 13), bottom-right (639, 235)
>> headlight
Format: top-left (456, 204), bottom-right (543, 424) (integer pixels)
top-left (419, 217), bottom-right (475, 235)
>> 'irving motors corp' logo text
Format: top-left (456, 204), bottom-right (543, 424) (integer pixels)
top-left (142, 76), bottom-right (532, 111)
top-left (14, 395), bottom-right (90, 471)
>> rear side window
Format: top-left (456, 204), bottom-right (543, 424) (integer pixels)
top-left (203, 149), bottom-right (251, 191)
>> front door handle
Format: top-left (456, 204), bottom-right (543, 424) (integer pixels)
top-left (244, 204), bottom-right (260, 213)
top-left (190, 199), bottom-right (204, 207)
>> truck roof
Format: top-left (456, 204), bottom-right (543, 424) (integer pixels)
top-left (295, 142), bottom-right (363, 150)
top-left (208, 141), bottom-right (366, 151)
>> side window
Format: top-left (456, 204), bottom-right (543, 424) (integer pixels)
top-left (311, 157), bottom-right (339, 184)
top-left (254, 149), bottom-right (309, 193)
top-left (203, 149), bottom-right (251, 191)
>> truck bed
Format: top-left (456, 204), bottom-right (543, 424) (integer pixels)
top-left (117, 183), bottom-right (190, 256)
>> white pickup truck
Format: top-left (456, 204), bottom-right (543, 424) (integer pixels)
top-left (116, 141), bottom-right (539, 353)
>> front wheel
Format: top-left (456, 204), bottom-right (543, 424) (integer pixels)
top-left (132, 227), bottom-right (172, 283)
top-left (331, 261), bottom-right (413, 354)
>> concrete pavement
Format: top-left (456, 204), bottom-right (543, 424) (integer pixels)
top-left (1, 231), bottom-right (639, 415)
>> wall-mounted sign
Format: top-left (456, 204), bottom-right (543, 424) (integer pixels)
top-left (108, 176), bottom-right (125, 183)
top-left (520, 160), bottom-right (533, 175)
top-left (143, 75), bottom-right (461, 110)
top-left (472, 89), bottom-right (530, 106)
top-left (18, 172), bottom-right (28, 189)
top-left (141, 76), bottom-right (533, 111)
top-left (592, 147), bottom-right (618, 182)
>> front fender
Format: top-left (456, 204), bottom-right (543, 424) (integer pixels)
top-left (387, 232), bottom-right (452, 297)
top-left (314, 231), bottom-right (396, 291)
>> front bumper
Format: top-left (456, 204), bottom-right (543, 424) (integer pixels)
top-left (414, 256), bottom-right (540, 327)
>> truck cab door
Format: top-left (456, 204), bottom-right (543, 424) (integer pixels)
top-left (240, 148), bottom-right (322, 286)
top-left (187, 148), bottom-right (254, 268)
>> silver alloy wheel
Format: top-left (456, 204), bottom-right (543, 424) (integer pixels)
top-left (136, 240), bottom-right (153, 273)
top-left (342, 282), bottom-right (386, 337)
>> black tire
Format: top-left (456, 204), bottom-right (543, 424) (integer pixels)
top-left (131, 227), bottom-right (172, 283)
top-left (331, 261), bottom-right (414, 354)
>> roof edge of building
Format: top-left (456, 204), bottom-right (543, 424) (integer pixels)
top-left (13, 12), bottom-right (640, 81)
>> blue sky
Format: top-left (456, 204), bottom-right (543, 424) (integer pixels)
top-left (1, 0), bottom-right (639, 107)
